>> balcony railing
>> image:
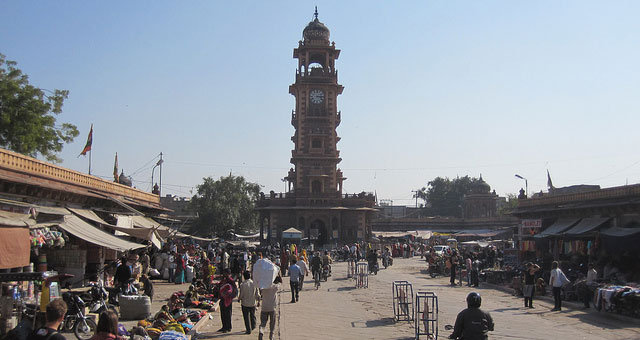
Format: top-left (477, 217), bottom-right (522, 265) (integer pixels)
top-left (0, 148), bottom-right (160, 204)
top-left (517, 184), bottom-right (640, 208)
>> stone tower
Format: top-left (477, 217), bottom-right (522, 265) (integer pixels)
top-left (257, 10), bottom-right (376, 247)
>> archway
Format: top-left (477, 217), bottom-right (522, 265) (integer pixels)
top-left (310, 219), bottom-right (327, 247)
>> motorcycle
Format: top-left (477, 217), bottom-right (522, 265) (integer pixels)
top-left (322, 265), bottom-right (330, 282)
top-left (87, 281), bottom-right (119, 316)
top-left (60, 290), bottom-right (97, 340)
top-left (368, 260), bottom-right (378, 275)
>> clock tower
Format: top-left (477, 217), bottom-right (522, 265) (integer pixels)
top-left (287, 8), bottom-right (345, 198)
top-left (258, 9), bottom-right (376, 247)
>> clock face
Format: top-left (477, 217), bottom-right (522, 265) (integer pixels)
top-left (309, 89), bottom-right (325, 104)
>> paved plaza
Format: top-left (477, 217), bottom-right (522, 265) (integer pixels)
top-left (145, 258), bottom-right (640, 340)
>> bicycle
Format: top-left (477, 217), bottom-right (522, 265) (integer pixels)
top-left (314, 269), bottom-right (321, 290)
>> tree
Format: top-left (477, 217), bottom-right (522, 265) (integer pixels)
top-left (0, 53), bottom-right (78, 162)
top-left (189, 175), bottom-right (261, 237)
top-left (497, 193), bottom-right (519, 216)
top-left (416, 175), bottom-right (481, 217)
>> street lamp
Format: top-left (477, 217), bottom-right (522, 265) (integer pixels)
top-left (515, 174), bottom-right (528, 197)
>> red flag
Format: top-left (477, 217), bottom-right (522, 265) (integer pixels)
top-left (79, 124), bottom-right (93, 156)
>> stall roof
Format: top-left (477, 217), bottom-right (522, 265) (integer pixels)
top-left (232, 232), bottom-right (260, 239)
top-left (57, 215), bottom-right (145, 252)
top-left (453, 229), bottom-right (508, 237)
top-left (534, 219), bottom-right (579, 238)
top-left (600, 226), bottom-right (640, 238)
top-left (68, 208), bottom-right (110, 225)
top-left (283, 227), bottom-right (302, 234)
top-left (563, 217), bottom-right (610, 236)
top-left (0, 210), bottom-right (35, 227)
top-left (372, 230), bottom-right (432, 239)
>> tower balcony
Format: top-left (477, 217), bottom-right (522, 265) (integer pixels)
top-left (291, 110), bottom-right (297, 126)
top-left (295, 68), bottom-right (337, 83)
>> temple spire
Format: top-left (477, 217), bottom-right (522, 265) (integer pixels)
top-left (314, 6), bottom-right (318, 20)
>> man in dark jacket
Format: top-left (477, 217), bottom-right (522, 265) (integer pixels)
top-left (449, 292), bottom-right (494, 340)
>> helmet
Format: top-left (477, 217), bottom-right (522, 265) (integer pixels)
top-left (467, 292), bottom-right (482, 308)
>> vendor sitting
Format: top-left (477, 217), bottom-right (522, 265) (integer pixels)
top-left (184, 285), bottom-right (200, 307)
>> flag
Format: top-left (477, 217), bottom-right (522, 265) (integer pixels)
top-left (547, 169), bottom-right (554, 190)
top-left (79, 124), bottom-right (93, 156)
top-left (113, 153), bottom-right (118, 182)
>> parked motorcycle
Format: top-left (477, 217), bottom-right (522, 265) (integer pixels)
top-left (87, 281), bottom-right (119, 316)
top-left (60, 290), bottom-right (96, 340)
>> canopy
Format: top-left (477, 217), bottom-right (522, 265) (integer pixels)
top-left (232, 232), bottom-right (260, 239)
top-left (372, 230), bottom-right (433, 239)
top-left (0, 210), bottom-right (32, 269)
top-left (57, 215), bottom-right (145, 252)
top-left (68, 208), bottom-right (110, 225)
top-left (600, 226), bottom-right (640, 238)
top-left (453, 229), bottom-right (507, 237)
top-left (563, 217), bottom-right (610, 236)
top-left (283, 227), bottom-right (302, 239)
top-left (535, 219), bottom-right (579, 238)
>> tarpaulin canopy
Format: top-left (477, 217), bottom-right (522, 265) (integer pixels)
top-left (372, 230), bottom-right (433, 239)
top-left (232, 232), bottom-right (260, 239)
top-left (453, 229), bottom-right (508, 237)
top-left (600, 226), bottom-right (640, 238)
top-left (131, 216), bottom-right (174, 238)
top-left (283, 227), bottom-right (302, 239)
top-left (0, 211), bottom-right (32, 269)
top-left (57, 215), bottom-right (144, 252)
top-left (68, 208), bottom-right (110, 225)
top-left (34, 206), bottom-right (70, 216)
top-left (70, 209), bottom-right (163, 248)
top-left (563, 217), bottom-right (610, 236)
top-left (534, 219), bottom-right (579, 238)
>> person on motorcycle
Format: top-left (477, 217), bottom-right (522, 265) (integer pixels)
top-left (382, 248), bottom-right (391, 268)
top-left (321, 251), bottom-right (332, 276)
top-left (449, 292), bottom-right (494, 340)
top-left (367, 249), bottom-right (378, 273)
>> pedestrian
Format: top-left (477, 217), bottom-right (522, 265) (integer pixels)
top-left (175, 252), bottom-right (186, 284)
top-left (140, 251), bottom-right (151, 276)
top-left (238, 271), bottom-right (260, 334)
top-left (27, 298), bottom-right (67, 340)
top-left (217, 269), bottom-right (237, 333)
top-left (296, 255), bottom-right (308, 290)
top-left (258, 276), bottom-right (282, 340)
top-left (140, 275), bottom-right (154, 303)
top-left (449, 251), bottom-right (459, 286)
top-left (288, 257), bottom-right (302, 303)
top-left (549, 261), bottom-right (570, 311)
top-left (465, 256), bottom-right (473, 286)
top-left (88, 310), bottom-right (124, 340)
top-left (167, 251), bottom-right (176, 283)
top-left (584, 263), bottom-right (597, 308)
top-left (523, 262), bottom-right (540, 308)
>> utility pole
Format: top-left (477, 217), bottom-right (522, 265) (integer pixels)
top-left (159, 152), bottom-right (163, 197)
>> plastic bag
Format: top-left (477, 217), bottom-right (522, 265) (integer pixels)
top-left (252, 258), bottom-right (280, 289)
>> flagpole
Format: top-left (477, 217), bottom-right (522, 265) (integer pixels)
top-left (89, 149), bottom-right (92, 175)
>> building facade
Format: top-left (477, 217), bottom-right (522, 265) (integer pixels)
top-left (257, 11), bottom-right (376, 246)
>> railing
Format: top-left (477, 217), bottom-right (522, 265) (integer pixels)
top-left (0, 148), bottom-right (160, 204)
top-left (518, 184), bottom-right (640, 208)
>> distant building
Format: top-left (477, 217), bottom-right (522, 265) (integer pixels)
top-left (463, 175), bottom-right (499, 219)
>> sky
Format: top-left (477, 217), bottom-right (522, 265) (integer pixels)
top-left (2, 1), bottom-right (640, 205)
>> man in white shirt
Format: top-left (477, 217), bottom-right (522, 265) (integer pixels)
top-left (238, 271), bottom-right (260, 334)
top-left (258, 277), bottom-right (282, 340)
top-left (288, 259), bottom-right (302, 303)
top-left (296, 257), bottom-right (308, 290)
top-left (549, 261), bottom-right (569, 311)
top-left (584, 263), bottom-right (597, 308)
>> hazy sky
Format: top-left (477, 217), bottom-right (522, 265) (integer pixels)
top-left (2, 1), bottom-right (640, 205)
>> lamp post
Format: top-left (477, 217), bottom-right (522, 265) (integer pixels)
top-left (515, 174), bottom-right (528, 197)
top-left (151, 153), bottom-right (163, 195)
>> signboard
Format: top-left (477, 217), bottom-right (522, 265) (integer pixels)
top-left (520, 219), bottom-right (542, 237)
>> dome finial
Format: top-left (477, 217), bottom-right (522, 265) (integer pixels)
top-left (314, 6), bottom-right (319, 20)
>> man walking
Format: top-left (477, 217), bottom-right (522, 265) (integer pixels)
top-left (296, 256), bottom-right (308, 290)
top-left (259, 276), bottom-right (282, 340)
top-left (238, 271), bottom-right (260, 334)
top-left (288, 258), bottom-right (302, 303)
top-left (27, 298), bottom-right (67, 340)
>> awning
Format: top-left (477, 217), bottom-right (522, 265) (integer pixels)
top-left (68, 208), bottom-right (110, 225)
top-left (0, 225), bottom-right (30, 269)
top-left (57, 215), bottom-right (144, 252)
top-left (600, 226), bottom-right (640, 238)
top-left (102, 224), bottom-right (163, 249)
top-left (534, 219), bottom-right (579, 238)
top-left (0, 210), bottom-right (35, 227)
top-left (35, 206), bottom-right (69, 216)
top-left (372, 230), bottom-right (433, 239)
top-left (563, 217), bottom-right (610, 236)
top-left (454, 229), bottom-right (509, 238)
top-left (232, 232), bottom-right (260, 239)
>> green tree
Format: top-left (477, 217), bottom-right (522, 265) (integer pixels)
top-left (497, 193), bottom-right (519, 216)
top-left (189, 175), bottom-right (261, 237)
top-left (416, 175), bottom-right (481, 217)
top-left (0, 53), bottom-right (78, 162)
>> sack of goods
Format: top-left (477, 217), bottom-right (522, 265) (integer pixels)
top-left (252, 258), bottom-right (280, 289)
top-left (119, 294), bottom-right (152, 320)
